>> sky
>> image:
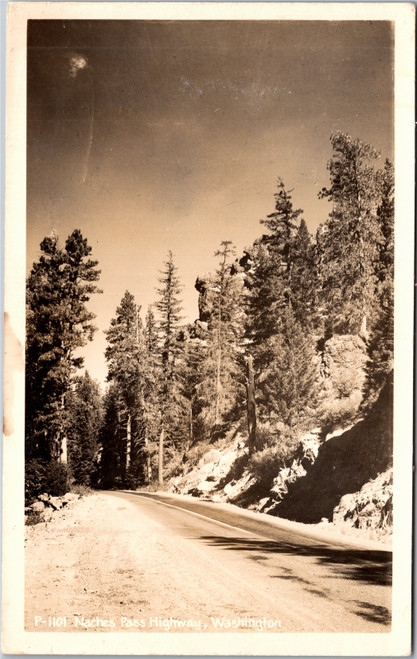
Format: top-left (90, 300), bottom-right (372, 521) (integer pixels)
top-left (27, 20), bottom-right (394, 386)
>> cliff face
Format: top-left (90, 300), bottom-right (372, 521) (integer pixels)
top-left (263, 373), bottom-right (393, 525)
top-left (316, 334), bottom-right (368, 436)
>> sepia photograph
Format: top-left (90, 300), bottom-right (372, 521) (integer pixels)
top-left (2, 2), bottom-right (414, 655)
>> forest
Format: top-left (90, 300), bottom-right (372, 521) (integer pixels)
top-left (25, 132), bottom-right (394, 504)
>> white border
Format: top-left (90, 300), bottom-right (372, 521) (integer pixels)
top-left (3, 3), bottom-right (415, 655)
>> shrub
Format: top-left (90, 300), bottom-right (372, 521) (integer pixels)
top-left (319, 391), bottom-right (363, 437)
top-left (44, 461), bottom-right (68, 496)
top-left (186, 440), bottom-right (214, 469)
top-left (163, 451), bottom-right (184, 480)
top-left (70, 483), bottom-right (92, 497)
top-left (248, 424), bottom-right (299, 485)
top-left (25, 509), bottom-right (43, 526)
top-left (25, 459), bottom-right (46, 505)
top-left (253, 423), bottom-right (279, 451)
top-left (25, 458), bottom-right (69, 505)
top-left (247, 446), bottom-right (285, 483)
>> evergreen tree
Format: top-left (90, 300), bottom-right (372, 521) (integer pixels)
top-left (257, 306), bottom-right (318, 429)
top-left (246, 179), bottom-right (303, 346)
top-left (98, 384), bottom-right (125, 489)
top-left (376, 159), bottom-right (394, 284)
top-left (364, 159), bottom-right (395, 402)
top-left (66, 371), bottom-right (103, 486)
top-left (26, 229), bottom-right (101, 462)
top-left (141, 305), bottom-right (162, 481)
top-left (196, 241), bottom-right (246, 436)
top-left (289, 218), bottom-right (317, 329)
top-left (243, 179), bottom-right (320, 457)
top-left (155, 252), bottom-right (184, 479)
top-left (104, 291), bottom-right (147, 486)
top-left (317, 132), bottom-right (383, 335)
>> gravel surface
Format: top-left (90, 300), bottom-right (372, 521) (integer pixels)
top-left (25, 491), bottom-right (391, 634)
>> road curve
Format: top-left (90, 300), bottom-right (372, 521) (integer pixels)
top-left (107, 490), bottom-right (392, 633)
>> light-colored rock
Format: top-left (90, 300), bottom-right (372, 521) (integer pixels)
top-left (257, 498), bottom-right (270, 511)
top-left (42, 508), bottom-right (53, 522)
top-left (38, 493), bottom-right (50, 503)
top-left (62, 492), bottom-right (79, 504)
top-left (196, 480), bottom-right (215, 493)
top-left (201, 449), bottom-right (222, 465)
top-left (223, 473), bottom-right (255, 502)
top-left (332, 469), bottom-right (393, 537)
top-left (49, 497), bottom-right (63, 510)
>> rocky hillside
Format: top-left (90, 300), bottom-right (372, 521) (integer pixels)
top-left (169, 330), bottom-right (393, 544)
top-left (264, 373), bottom-right (393, 525)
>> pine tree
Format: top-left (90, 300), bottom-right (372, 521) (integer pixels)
top-left (98, 384), bottom-right (125, 488)
top-left (66, 371), bottom-right (103, 486)
top-left (246, 179), bottom-right (306, 381)
top-left (141, 306), bottom-right (162, 481)
top-left (289, 218), bottom-right (317, 329)
top-left (244, 179), bottom-right (319, 457)
top-left (196, 241), bottom-right (246, 437)
top-left (257, 306), bottom-right (318, 429)
top-left (261, 178), bottom-right (302, 255)
top-left (246, 179), bottom-right (304, 339)
top-left (26, 229), bottom-right (101, 462)
top-left (104, 291), bottom-right (147, 486)
top-left (364, 159), bottom-right (395, 402)
top-left (376, 159), bottom-right (394, 284)
top-left (155, 251), bottom-right (184, 481)
top-left (317, 132), bottom-right (383, 335)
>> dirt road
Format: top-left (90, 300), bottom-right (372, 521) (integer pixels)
top-left (25, 490), bottom-right (391, 633)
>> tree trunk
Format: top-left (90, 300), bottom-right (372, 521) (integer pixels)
top-left (158, 427), bottom-right (164, 485)
top-left (360, 314), bottom-right (369, 342)
top-left (246, 355), bottom-right (257, 453)
top-left (126, 412), bottom-right (131, 472)
top-left (56, 392), bottom-right (66, 462)
top-left (188, 400), bottom-right (193, 450)
top-left (59, 436), bottom-right (68, 464)
top-left (215, 328), bottom-right (221, 427)
top-left (143, 428), bottom-right (152, 484)
top-left (182, 401), bottom-right (193, 471)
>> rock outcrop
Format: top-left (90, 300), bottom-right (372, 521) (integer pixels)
top-left (268, 374), bottom-right (393, 523)
top-left (171, 437), bottom-right (248, 500)
top-left (258, 430), bottom-right (321, 513)
top-left (317, 334), bottom-right (368, 435)
top-left (332, 469), bottom-right (393, 538)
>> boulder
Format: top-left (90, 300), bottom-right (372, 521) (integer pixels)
top-left (42, 508), bottom-right (53, 522)
top-left (332, 469), bottom-right (393, 535)
top-left (201, 449), bottom-right (222, 465)
top-left (62, 492), bottom-right (79, 504)
top-left (38, 493), bottom-right (50, 503)
top-left (49, 497), bottom-right (63, 510)
top-left (195, 480), bottom-right (215, 493)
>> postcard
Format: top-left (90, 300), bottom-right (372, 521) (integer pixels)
top-left (3, 2), bottom-right (414, 655)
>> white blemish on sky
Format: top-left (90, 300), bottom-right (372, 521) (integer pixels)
top-left (69, 54), bottom-right (88, 78)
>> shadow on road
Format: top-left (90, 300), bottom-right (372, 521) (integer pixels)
top-left (353, 601), bottom-right (391, 625)
top-left (198, 535), bottom-right (392, 588)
